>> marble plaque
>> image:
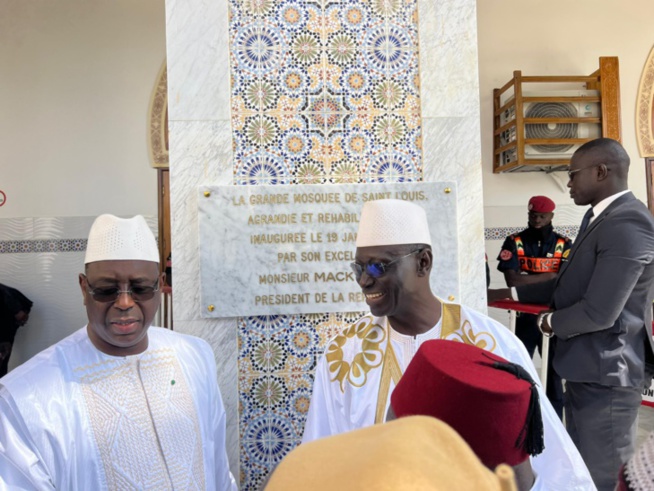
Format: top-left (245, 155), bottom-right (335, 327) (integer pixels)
top-left (198, 182), bottom-right (458, 317)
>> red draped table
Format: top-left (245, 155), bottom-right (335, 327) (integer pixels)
top-left (488, 299), bottom-right (551, 388)
top-left (489, 301), bottom-right (654, 408)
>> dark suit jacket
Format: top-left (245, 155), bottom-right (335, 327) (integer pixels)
top-left (517, 192), bottom-right (654, 388)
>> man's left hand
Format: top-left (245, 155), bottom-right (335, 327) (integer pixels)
top-left (537, 310), bottom-right (554, 336)
top-left (487, 288), bottom-right (512, 303)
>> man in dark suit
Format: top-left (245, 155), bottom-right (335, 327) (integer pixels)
top-left (489, 138), bottom-right (654, 491)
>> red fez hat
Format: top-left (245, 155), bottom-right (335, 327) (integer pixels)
top-left (528, 196), bottom-right (555, 213)
top-left (390, 340), bottom-right (544, 468)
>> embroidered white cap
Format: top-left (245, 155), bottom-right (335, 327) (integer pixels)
top-left (84, 214), bottom-right (159, 264)
top-left (356, 199), bottom-right (432, 247)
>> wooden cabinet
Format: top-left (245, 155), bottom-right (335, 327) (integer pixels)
top-left (157, 169), bottom-right (170, 271)
top-left (493, 57), bottom-right (621, 173)
top-left (647, 159), bottom-right (654, 216)
top-left (149, 61), bottom-right (172, 328)
top-left (157, 168), bottom-right (173, 329)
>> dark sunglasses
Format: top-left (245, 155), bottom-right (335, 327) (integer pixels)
top-left (350, 249), bottom-right (423, 280)
top-left (567, 164), bottom-right (599, 180)
top-left (84, 276), bottom-right (160, 303)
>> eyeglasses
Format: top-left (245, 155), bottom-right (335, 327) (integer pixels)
top-left (350, 249), bottom-right (422, 281)
top-left (567, 165), bottom-right (598, 180)
top-left (84, 276), bottom-right (160, 303)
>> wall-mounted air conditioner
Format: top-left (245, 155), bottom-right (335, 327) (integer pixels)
top-left (492, 58), bottom-right (622, 173)
top-left (499, 90), bottom-right (602, 160)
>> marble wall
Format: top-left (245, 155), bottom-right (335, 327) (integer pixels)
top-left (165, 0), bottom-right (484, 488)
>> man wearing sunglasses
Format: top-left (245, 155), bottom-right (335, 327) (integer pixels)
top-left (302, 199), bottom-right (594, 490)
top-left (0, 214), bottom-right (236, 490)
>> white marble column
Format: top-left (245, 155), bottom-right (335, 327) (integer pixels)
top-left (164, 0), bottom-right (484, 486)
top-left (164, 0), bottom-right (240, 478)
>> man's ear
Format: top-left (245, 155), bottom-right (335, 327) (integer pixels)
top-left (416, 249), bottom-right (433, 277)
top-left (79, 273), bottom-right (87, 306)
top-left (596, 163), bottom-right (610, 181)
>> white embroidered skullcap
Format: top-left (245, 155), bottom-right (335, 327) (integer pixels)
top-left (85, 214), bottom-right (159, 264)
top-left (356, 199), bottom-right (432, 247)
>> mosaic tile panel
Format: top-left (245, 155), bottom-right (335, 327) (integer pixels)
top-left (229, 0), bottom-right (425, 487)
top-left (229, 0), bottom-right (423, 188)
top-left (237, 312), bottom-right (362, 489)
top-left (0, 217), bottom-right (159, 255)
top-left (0, 239), bottom-right (167, 255)
top-left (484, 226), bottom-right (580, 241)
top-left (0, 239), bottom-right (87, 254)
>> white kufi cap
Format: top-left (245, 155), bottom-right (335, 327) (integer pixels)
top-left (356, 199), bottom-right (432, 247)
top-left (85, 214), bottom-right (159, 264)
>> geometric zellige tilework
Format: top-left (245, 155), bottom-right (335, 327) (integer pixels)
top-left (237, 312), bottom-right (361, 490)
top-left (0, 239), bottom-right (87, 254)
top-left (484, 226), bottom-right (580, 241)
top-left (229, 0), bottom-right (423, 188)
top-left (229, 1), bottom-right (424, 487)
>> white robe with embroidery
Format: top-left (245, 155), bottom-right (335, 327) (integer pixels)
top-left (303, 302), bottom-right (596, 491)
top-left (0, 327), bottom-right (237, 491)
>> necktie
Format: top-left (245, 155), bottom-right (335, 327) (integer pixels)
top-left (578, 208), bottom-right (594, 235)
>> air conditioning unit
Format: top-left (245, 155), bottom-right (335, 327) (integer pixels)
top-left (499, 90), bottom-right (602, 160)
top-left (492, 59), bottom-right (621, 173)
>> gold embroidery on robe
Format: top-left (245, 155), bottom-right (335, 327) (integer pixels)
top-left (444, 319), bottom-right (497, 351)
top-left (327, 303), bottom-right (497, 394)
top-left (326, 315), bottom-right (386, 391)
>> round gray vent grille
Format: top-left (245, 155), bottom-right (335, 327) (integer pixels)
top-left (525, 102), bottom-right (578, 152)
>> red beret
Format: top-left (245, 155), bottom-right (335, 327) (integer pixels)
top-left (390, 340), bottom-right (543, 468)
top-left (528, 196), bottom-right (555, 213)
